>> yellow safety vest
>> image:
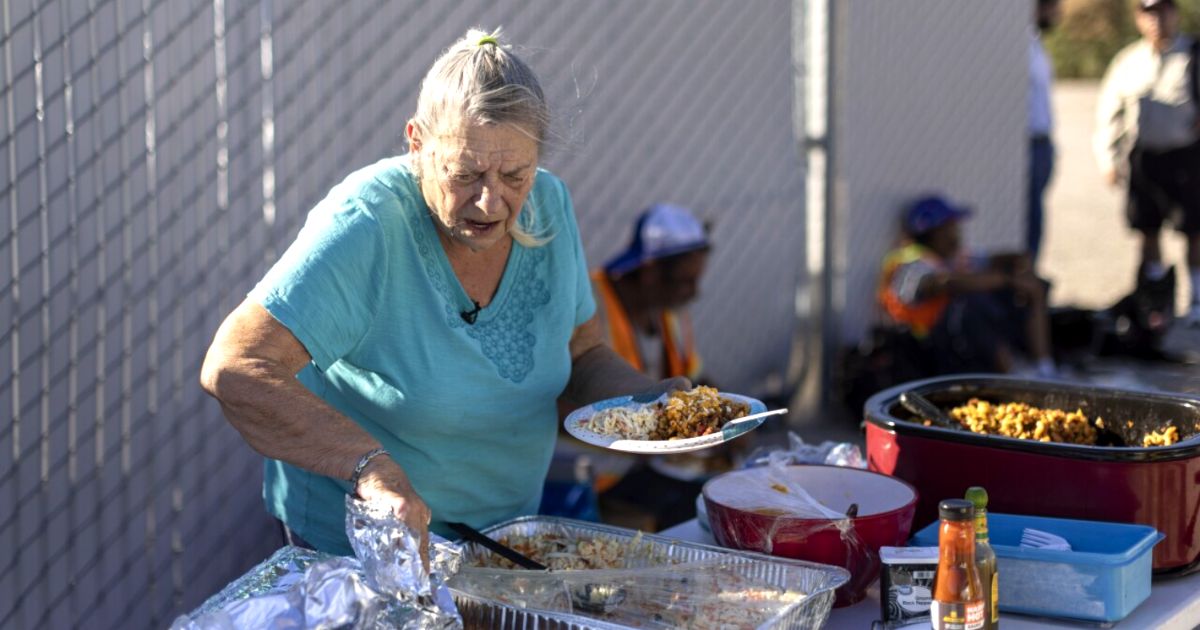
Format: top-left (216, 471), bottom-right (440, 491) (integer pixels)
top-left (591, 270), bottom-right (703, 380)
top-left (878, 242), bottom-right (950, 338)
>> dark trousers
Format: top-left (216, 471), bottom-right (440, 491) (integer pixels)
top-left (1127, 141), bottom-right (1200, 235)
top-left (1027, 136), bottom-right (1055, 262)
top-left (927, 291), bottom-right (1028, 374)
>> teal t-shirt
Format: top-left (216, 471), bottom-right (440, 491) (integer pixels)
top-left (248, 155), bottom-right (595, 555)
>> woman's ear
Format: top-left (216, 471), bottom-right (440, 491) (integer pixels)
top-left (405, 121), bottom-right (423, 152)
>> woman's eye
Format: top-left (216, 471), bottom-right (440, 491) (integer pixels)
top-left (450, 173), bottom-right (478, 184)
top-left (504, 174), bottom-right (526, 185)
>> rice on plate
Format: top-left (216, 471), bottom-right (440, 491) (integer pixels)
top-left (587, 405), bottom-right (659, 440)
top-left (585, 386), bottom-right (749, 441)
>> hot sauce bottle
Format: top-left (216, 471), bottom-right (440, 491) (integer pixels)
top-left (931, 499), bottom-right (985, 630)
top-left (966, 486), bottom-right (998, 629)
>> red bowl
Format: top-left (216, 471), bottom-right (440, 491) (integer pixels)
top-left (703, 464), bottom-right (918, 607)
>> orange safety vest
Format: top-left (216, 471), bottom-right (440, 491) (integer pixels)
top-left (591, 269), bottom-right (703, 380)
top-left (878, 242), bottom-right (950, 338)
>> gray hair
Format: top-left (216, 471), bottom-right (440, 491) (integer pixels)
top-left (411, 28), bottom-right (553, 247)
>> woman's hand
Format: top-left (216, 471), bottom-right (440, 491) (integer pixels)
top-left (355, 455), bottom-right (432, 570)
top-left (637, 376), bottom-right (693, 399)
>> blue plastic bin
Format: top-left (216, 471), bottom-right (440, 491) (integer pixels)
top-left (909, 513), bottom-right (1162, 622)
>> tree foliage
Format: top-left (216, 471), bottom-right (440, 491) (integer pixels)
top-left (1045, 0), bottom-right (1200, 79)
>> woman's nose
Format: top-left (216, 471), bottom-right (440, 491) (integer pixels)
top-left (476, 180), bottom-right (503, 215)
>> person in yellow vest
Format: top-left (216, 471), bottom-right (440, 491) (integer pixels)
top-left (879, 195), bottom-right (1057, 377)
top-left (593, 204), bottom-right (710, 381)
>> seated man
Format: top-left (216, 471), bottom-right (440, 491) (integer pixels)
top-left (878, 195), bottom-right (1057, 377)
top-left (587, 204), bottom-right (719, 530)
top-left (592, 204), bottom-right (710, 381)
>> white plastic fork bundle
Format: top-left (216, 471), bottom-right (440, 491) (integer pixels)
top-left (1019, 528), bottom-right (1071, 551)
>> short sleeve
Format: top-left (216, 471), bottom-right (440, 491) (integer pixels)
top-left (249, 199), bottom-right (387, 370)
top-left (553, 178), bottom-right (597, 326)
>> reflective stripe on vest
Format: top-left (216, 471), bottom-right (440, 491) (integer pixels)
top-left (878, 242), bottom-right (950, 337)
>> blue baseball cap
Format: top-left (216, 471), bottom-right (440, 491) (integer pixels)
top-left (905, 195), bottom-right (972, 237)
top-left (605, 204), bottom-right (710, 276)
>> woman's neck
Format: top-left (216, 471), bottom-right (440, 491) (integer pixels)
top-left (440, 229), bottom-right (512, 307)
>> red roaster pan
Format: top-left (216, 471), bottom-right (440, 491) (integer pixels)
top-left (864, 375), bottom-right (1200, 574)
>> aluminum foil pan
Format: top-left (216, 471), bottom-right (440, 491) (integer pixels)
top-left (184, 546), bottom-right (626, 630)
top-left (450, 516), bottom-right (849, 630)
top-left (182, 517), bottom-right (847, 630)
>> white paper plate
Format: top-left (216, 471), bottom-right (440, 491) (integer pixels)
top-left (563, 392), bottom-right (772, 454)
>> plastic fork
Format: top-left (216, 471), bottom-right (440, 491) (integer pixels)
top-left (1020, 528), bottom-right (1072, 551)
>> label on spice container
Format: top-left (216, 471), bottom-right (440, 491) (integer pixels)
top-left (931, 600), bottom-right (984, 630)
top-left (879, 546), bottom-right (938, 625)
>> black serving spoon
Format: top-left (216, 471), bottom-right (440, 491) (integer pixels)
top-left (447, 521), bottom-right (627, 614)
top-left (899, 391), bottom-right (963, 431)
top-left (446, 521), bottom-right (546, 570)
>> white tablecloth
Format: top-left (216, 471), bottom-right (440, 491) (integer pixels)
top-left (657, 519), bottom-right (1200, 629)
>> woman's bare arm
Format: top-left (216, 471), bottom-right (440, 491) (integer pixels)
top-left (201, 300), bottom-right (377, 477)
top-left (562, 316), bottom-right (690, 405)
top-left (200, 299), bottom-right (430, 553)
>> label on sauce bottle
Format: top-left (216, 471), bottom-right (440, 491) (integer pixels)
top-left (991, 574), bottom-right (999, 623)
top-left (931, 600), bottom-right (984, 630)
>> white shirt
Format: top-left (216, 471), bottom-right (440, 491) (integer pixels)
top-left (1093, 35), bottom-right (1199, 172)
top-left (1029, 29), bottom-right (1054, 137)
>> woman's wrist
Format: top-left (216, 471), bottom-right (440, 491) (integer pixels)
top-left (349, 447), bottom-right (389, 494)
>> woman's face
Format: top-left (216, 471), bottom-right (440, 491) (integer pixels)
top-left (408, 120), bottom-right (539, 253)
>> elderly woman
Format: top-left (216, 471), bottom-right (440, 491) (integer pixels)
top-left (200, 29), bottom-right (684, 556)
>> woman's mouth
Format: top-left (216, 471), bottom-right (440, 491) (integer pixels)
top-left (464, 219), bottom-right (500, 234)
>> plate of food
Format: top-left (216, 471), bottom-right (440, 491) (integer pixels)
top-left (564, 386), bottom-right (786, 454)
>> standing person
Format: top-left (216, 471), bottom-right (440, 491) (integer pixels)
top-left (1094, 0), bottom-right (1200, 325)
top-left (591, 204), bottom-right (711, 382)
top-left (200, 28), bottom-right (686, 557)
top-left (1028, 0), bottom-right (1062, 264)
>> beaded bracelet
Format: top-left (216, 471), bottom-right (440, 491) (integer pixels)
top-left (349, 447), bottom-right (388, 491)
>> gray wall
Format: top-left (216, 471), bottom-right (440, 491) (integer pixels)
top-left (831, 0), bottom-right (1027, 344)
top-left (0, 1), bottom-right (805, 627)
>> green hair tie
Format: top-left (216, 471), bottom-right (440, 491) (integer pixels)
top-left (477, 35), bottom-right (499, 47)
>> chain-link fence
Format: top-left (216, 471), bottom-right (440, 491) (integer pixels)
top-left (1, 1), bottom-right (808, 627)
top-left (832, 0), bottom-right (1026, 346)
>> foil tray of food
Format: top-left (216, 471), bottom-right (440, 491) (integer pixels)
top-left (449, 515), bottom-right (849, 630)
top-left (181, 516), bottom-right (847, 630)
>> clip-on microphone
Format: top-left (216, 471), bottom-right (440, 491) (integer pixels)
top-left (460, 300), bottom-right (482, 324)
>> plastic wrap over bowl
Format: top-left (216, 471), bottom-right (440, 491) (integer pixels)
top-left (702, 464), bottom-right (918, 606)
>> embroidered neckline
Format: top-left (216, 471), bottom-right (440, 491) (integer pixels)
top-left (404, 170), bottom-right (550, 383)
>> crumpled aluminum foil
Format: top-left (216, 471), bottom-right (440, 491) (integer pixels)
top-left (345, 495), bottom-right (461, 626)
top-left (175, 556), bottom-right (385, 630)
top-left (171, 496), bottom-right (462, 629)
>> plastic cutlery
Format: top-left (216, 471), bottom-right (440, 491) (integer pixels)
top-left (1020, 527), bottom-right (1071, 551)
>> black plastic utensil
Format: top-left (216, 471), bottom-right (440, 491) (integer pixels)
top-left (899, 391), bottom-right (962, 431)
top-left (446, 521), bottom-right (546, 570)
